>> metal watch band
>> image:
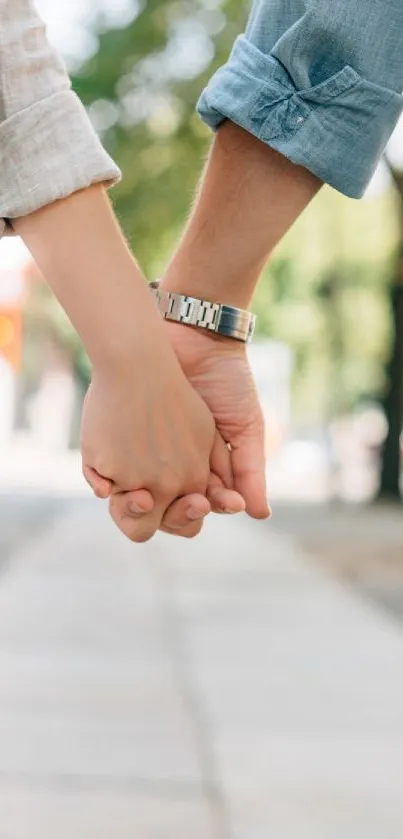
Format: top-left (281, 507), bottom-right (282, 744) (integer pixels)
top-left (149, 282), bottom-right (256, 343)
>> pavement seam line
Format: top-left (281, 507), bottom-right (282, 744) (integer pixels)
top-left (151, 552), bottom-right (232, 839)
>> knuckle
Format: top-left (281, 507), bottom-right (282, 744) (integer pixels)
top-left (108, 499), bottom-right (147, 543)
top-left (194, 468), bottom-right (209, 492)
top-left (108, 502), bottom-right (122, 530)
top-left (160, 475), bottom-right (181, 500)
top-left (182, 524), bottom-right (203, 540)
top-left (119, 520), bottom-right (155, 544)
top-left (89, 457), bottom-right (110, 480)
top-left (82, 466), bottom-right (93, 490)
top-left (131, 530), bottom-right (155, 544)
top-left (109, 495), bottom-right (124, 517)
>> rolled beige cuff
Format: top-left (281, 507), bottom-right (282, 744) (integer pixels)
top-left (0, 88), bottom-right (121, 224)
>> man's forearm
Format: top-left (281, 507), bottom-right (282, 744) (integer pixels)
top-left (162, 122), bottom-right (321, 308)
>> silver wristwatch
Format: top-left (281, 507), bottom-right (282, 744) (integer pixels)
top-left (149, 281), bottom-right (256, 343)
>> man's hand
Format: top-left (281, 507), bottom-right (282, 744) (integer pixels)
top-left (148, 124), bottom-right (320, 526)
top-left (163, 321), bottom-right (271, 520)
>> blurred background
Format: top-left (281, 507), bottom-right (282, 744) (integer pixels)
top-left (0, 2), bottom-right (402, 838)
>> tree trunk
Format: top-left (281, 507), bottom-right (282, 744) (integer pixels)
top-left (378, 167), bottom-right (403, 500)
top-left (379, 284), bottom-right (403, 498)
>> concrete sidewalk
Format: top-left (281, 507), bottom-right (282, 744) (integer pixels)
top-left (0, 504), bottom-right (402, 838)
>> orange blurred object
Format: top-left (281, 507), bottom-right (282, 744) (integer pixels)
top-left (0, 308), bottom-right (22, 370)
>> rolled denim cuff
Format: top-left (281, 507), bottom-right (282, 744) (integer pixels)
top-left (198, 37), bottom-right (403, 198)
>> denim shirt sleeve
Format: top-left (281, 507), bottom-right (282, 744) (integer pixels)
top-left (197, 0), bottom-right (403, 198)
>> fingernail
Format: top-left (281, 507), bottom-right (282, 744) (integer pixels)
top-left (217, 509), bottom-right (238, 515)
top-left (186, 507), bottom-right (206, 521)
top-left (130, 502), bottom-right (147, 515)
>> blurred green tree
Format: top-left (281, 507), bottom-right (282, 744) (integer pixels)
top-left (72, 0), bottom-right (245, 273)
top-left (253, 186), bottom-right (398, 421)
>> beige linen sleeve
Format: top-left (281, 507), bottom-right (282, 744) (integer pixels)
top-left (0, 0), bottom-right (121, 224)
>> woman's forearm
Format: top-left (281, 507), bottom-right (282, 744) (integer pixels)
top-left (13, 185), bottom-right (170, 372)
top-left (162, 122), bottom-right (321, 308)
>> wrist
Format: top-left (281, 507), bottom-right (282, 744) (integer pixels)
top-left (159, 271), bottom-right (254, 311)
top-left (162, 320), bottom-right (247, 381)
top-left (88, 284), bottom-right (181, 379)
top-left (154, 278), bottom-right (256, 345)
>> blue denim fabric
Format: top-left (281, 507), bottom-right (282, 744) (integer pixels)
top-left (198, 0), bottom-right (403, 197)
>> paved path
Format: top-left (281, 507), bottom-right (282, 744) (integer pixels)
top-left (0, 492), bottom-right (69, 565)
top-left (0, 503), bottom-right (402, 838)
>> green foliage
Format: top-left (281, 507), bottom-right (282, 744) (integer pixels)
top-left (253, 187), bottom-right (399, 417)
top-left (73, 0), bottom-right (245, 270)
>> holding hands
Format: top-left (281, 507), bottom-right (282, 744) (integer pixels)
top-left (6, 0), bottom-right (396, 543)
top-left (14, 125), bottom-right (319, 543)
top-left (81, 337), bottom-right (249, 542)
top-left (82, 316), bottom-right (269, 542)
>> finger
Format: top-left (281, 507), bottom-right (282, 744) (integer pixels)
top-left (111, 493), bottom-right (208, 544)
top-left (231, 435), bottom-right (272, 520)
top-left (108, 491), bottom-right (158, 543)
top-left (117, 488), bottom-right (155, 516)
top-left (210, 431), bottom-right (234, 489)
top-left (109, 497), bottom-right (156, 543)
top-left (82, 464), bottom-right (112, 499)
top-left (161, 494), bottom-right (210, 531)
top-left (110, 488), bottom-right (182, 543)
top-left (160, 518), bottom-right (205, 539)
top-left (207, 473), bottom-right (246, 515)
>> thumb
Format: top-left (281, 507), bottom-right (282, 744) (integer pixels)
top-left (231, 432), bottom-right (271, 520)
top-left (82, 465), bottom-right (113, 499)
